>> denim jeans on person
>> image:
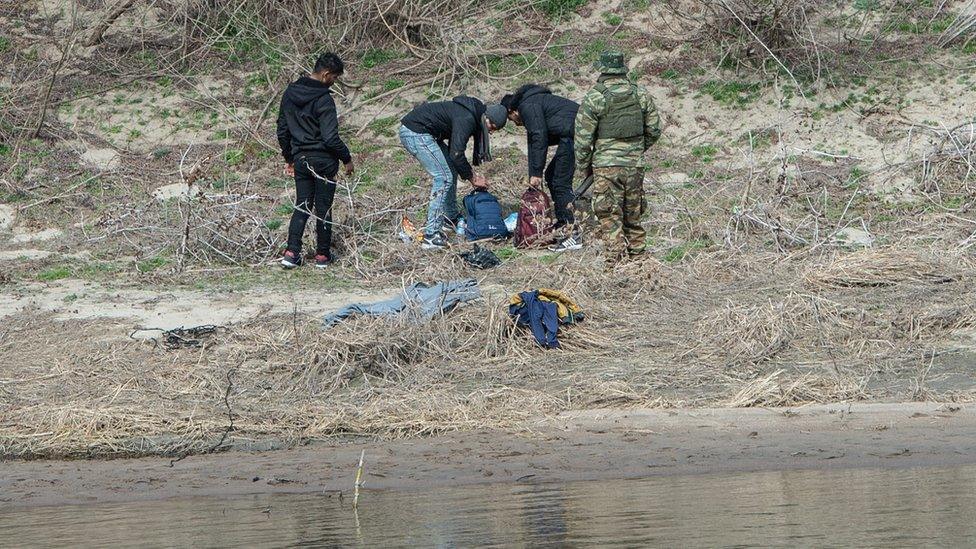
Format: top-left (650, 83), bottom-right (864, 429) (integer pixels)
top-left (398, 125), bottom-right (459, 236)
top-left (287, 153), bottom-right (338, 256)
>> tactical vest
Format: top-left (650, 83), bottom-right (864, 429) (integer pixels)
top-left (594, 82), bottom-right (644, 140)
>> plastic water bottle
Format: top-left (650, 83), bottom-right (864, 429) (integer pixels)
top-left (504, 213), bottom-right (518, 233)
top-left (456, 219), bottom-right (466, 235)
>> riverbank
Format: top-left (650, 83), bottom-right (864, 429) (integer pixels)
top-left (4, 402), bottom-right (973, 508)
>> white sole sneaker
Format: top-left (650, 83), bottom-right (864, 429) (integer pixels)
top-left (549, 240), bottom-right (583, 253)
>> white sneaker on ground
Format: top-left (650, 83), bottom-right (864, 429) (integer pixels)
top-left (549, 234), bottom-right (583, 253)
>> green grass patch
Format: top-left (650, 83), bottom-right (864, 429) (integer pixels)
top-left (513, 53), bottom-right (539, 70)
top-left (663, 238), bottom-right (710, 263)
top-left (362, 48), bottom-right (399, 69)
top-left (368, 115), bottom-right (400, 137)
top-left (739, 129), bottom-right (775, 150)
top-left (700, 80), bottom-right (762, 108)
top-left (661, 68), bottom-right (680, 81)
top-left (578, 38), bottom-right (607, 64)
top-left (853, 0), bottom-right (879, 11)
top-left (76, 262), bottom-right (117, 278)
top-left (548, 43), bottom-right (566, 60)
top-left (539, 0), bottom-right (587, 20)
top-left (691, 143), bottom-right (719, 163)
top-left (383, 78), bottom-right (405, 91)
top-left (224, 148), bottom-right (245, 166)
top-left (496, 246), bottom-right (520, 260)
top-left (941, 196), bottom-right (965, 209)
top-left (137, 256), bottom-right (169, 273)
top-left (265, 219), bottom-right (282, 231)
top-left (38, 266), bottom-right (72, 282)
top-left (603, 12), bottom-right (622, 26)
top-left (847, 166), bottom-right (868, 187)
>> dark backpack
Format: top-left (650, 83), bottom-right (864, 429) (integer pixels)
top-left (463, 189), bottom-right (509, 241)
top-left (514, 186), bottom-right (553, 248)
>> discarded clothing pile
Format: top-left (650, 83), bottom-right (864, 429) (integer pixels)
top-left (508, 289), bottom-right (584, 349)
top-left (459, 244), bottom-right (501, 269)
top-left (323, 279), bottom-right (481, 327)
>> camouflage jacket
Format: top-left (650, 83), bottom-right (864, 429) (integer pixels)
top-left (574, 76), bottom-right (661, 170)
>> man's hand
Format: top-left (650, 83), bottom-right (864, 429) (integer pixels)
top-left (344, 161), bottom-right (355, 177)
top-left (284, 163), bottom-right (294, 177)
top-left (529, 176), bottom-right (543, 189)
top-left (472, 173), bottom-right (488, 189)
top-left (584, 166), bottom-right (593, 179)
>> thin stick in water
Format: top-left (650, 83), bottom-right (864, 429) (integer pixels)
top-left (353, 450), bottom-right (365, 509)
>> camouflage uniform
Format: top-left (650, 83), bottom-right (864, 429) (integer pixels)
top-left (574, 52), bottom-right (661, 260)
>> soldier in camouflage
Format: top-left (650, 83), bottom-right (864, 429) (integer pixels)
top-left (573, 51), bottom-right (661, 262)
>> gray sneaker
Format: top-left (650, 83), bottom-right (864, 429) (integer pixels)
top-left (421, 232), bottom-right (448, 250)
top-left (549, 234), bottom-right (583, 253)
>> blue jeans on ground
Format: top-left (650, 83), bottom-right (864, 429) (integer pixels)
top-left (399, 125), bottom-right (459, 236)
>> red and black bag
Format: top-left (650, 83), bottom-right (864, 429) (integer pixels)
top-left (514, 186), bottom-right (554, 248)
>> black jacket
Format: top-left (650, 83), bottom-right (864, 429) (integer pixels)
top-left (508, 85), bottom-right (578, 178)
top-left (401, 96), bottom-right (486, 181)
top-left (276, 76), bottom-right (352, 169)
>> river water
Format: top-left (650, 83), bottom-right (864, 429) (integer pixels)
top-left (5, 465), bottom-right (976, 547)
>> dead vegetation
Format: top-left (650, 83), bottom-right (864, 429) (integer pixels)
top-left (4, 1), bottom-right (976, 460)
top-left (5, 242), bottom-right (976, 458)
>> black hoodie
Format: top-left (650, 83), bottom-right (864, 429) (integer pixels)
top-left (401, 96), bottom-right (486, 181)
top-left (276, 76), bottom-right (352, 171)
top-left (506, 85), bottom-right (579, 178)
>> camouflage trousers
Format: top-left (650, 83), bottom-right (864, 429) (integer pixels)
top-left (591, 166), bottom-right (646, 260)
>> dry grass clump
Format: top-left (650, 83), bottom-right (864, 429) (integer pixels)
top-left (724, 369), bottom-right (868, 407)
top-left (805, 248), bottom-right (972, 288)
top-left (0, 302), bottom-right (617, 459)
top-left (93, 190), bottom-right (284, 268)
top-left (180, 193), bottom-right (284, 266)
top-left (688, 292), bottom-right (871, 369)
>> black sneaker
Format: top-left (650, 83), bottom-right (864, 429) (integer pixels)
top-left (280, 250), bottom-right (302, 269)
top-left (549, 233), bottom-right (583, 253)
top-left (421, 232), bottom-right (448, 250)
top-left (314, 254), bottom-right (332, 269)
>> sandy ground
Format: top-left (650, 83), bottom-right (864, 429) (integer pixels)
top-left (0, 279), bottom-right (393, 335)
top-left (4, 402), bottom-right (973, 508)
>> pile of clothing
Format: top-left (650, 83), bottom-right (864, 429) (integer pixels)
top-left (508, 288), bottom-right (584, 349)
top-left (323, 279), bottom-right (481, 327)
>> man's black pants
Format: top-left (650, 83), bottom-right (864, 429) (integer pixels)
top-left (544, 137), bottom-right (576, 225)
top-left (287, 154), bottom-right (338, 256)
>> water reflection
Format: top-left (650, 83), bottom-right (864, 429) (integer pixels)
top-left (4, 465), bottom-right (976, 547)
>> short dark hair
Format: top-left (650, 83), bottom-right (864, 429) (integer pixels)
top-left (314, 52), bottom-right (344, 75)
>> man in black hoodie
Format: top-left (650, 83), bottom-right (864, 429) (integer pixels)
top-left (501, 84), bottom-right (580, 250)
top-left (399, 97), bottom-right (507, 249)
top-left (276, 52), bottom-right (354, 269)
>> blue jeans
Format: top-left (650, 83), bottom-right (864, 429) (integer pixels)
top-left (399, 125), bottom-right (459, 236)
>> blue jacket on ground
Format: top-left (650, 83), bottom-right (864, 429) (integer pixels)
top-left (509, 290), bottom-right (560, 349)
top-left (463, 189), bottom-right (509, 241)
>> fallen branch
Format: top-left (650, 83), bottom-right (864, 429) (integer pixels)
top-left (85, 0), bottom-right (139, 47)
